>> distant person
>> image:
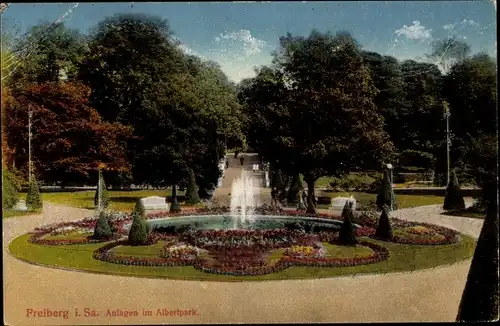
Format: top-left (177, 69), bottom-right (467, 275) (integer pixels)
top-left (234, 150), bottom-right (239, 158)
top-left (240, 156), bottom-right (244, 166)
top-left (252, 164), bottom-right (257, 172)
top-left (225, 159), bottom-right (229, 169)
top-left (255, 164), bottom-right (259, 171)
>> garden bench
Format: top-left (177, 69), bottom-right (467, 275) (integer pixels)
top-left (140, 196), bottom-right (169, 211)
top-left (329, 196), bottom-right (356, 212)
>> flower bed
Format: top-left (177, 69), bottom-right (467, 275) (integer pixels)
top-left (281, 241), bottom-right (389, 267)
top-left (406, 226), bottom-right (437, 236)
top-left (355, 227), bottom-right (376, 237)
top-left (90, 227), bottom-right (390, 275)
top-left (29, 210), bottom-right (134, 246)
top-left (27, 205), bottom-right (462, 275)
top-left (285, 243), bottom-right (326, 259)
top-left (93, 241), bottom-right (196, 267)
top-left (388, 219), bottom-right (459, 245)
top-left (159, 243), bottom-right (199, 259)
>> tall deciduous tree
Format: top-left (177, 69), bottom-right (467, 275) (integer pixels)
top-left (80, 14), bottom-right (242, 192)
top-left (243, 30), bottom-right (394, 213)
top-left (3, 81), bottom-right (133, 185)
top-left (441, 53), bottom-right (497, 184)
top-left (426, 37), bottom-right (471, 73)
top-left (8, 22), bottom-right (88, 86)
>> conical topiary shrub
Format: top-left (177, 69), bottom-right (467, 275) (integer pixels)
top-left (26, 175), bottom-right (43, 211)
top-left (375, 206), bottom-right (393, 241)
top-left (128, 200), bottom-right (149, 245)
top-left (376, 169), bottom-right (395, 210)
top-left (185, 169), bottom-right (200, 205)
top-left (93, 210), bottom-right (113, 239)
top-left (443, 170), bottom-right (466, 211)
top-left (338, 201), bottom-right (358, 246)
top-left (94, 168), bottom-right (109, 209)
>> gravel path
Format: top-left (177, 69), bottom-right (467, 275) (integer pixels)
top-left (3, 200), bottom-right (483, 324)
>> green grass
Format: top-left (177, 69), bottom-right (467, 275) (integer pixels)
top-left (315, 176), bottom-right (335, 188)
top-left (9, 232), bottom-right (476, 281)
top-left (110, 241), bottom-right (166, 257)
top-left (393, 229), bottom-right (446, 242)
top-left (18, 190), bottom-right (185, 212)
top-left (43, 232), bottom-right (93, 240)
top-left (442, 208), bottom-right (485, 219)
top-left (322, 243), bottom-right (374, 258)
top-left (318, 192), bottom-right (445, 209)
top-left (2, 209), bottom-right (42, 219)
top-left (267, 248), bottom-right (285, 264)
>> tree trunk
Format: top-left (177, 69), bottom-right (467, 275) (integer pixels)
top-left (172, 184), bottom-right (178, 204)
top-left (306, 179), bottom-right (316, 214)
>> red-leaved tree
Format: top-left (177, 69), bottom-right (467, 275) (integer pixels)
top-left (4, 81), bottom-right (134, 186)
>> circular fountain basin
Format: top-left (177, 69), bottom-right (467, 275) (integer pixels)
top-left (125, 215), bottom-right (360, 231)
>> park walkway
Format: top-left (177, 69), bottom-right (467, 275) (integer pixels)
top-left (213, 153), bottom-right (272, 205)
top-left (3, 197), bottom-right (484, 324)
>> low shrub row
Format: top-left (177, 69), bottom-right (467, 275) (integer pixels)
top-left (29, 234), bottom-right (120, 246)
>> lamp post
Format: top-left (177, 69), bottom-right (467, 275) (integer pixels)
top-left (386, 163), bottom-right (393, 211)
top-left (28, 105), bottom-right (32, 182)
top-left (443, 103), bottom-right (451, 186)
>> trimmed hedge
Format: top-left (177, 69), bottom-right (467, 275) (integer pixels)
top-left (26, 175), bottom-right (43, 211)
top-left (94, 169), bottom-right (110, 209)
top-left (375, 207), bottom-right (393, 241)
top-left (93, 210), bottom-right (113, 240)
top-left (376, 169), bottom-right (395, 210)
top-left (128, 200), bottom-right (149, 246)
top-left (443, 170), bottom-right (466, 211)
top-left (338, 201), bottom-right (358, 246)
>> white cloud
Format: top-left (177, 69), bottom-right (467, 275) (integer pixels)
top-left (171, 36), bottom-right (209, 61)
top-left (395, 21), bottom-right (432, 40)
top-left (443, 23), bottom-right (456, 31)
top-left (443, 19), bottom-right (480, 32)
top-left (461, 19), bottom-right (480, 27)
top-left (216, 29), bottom-right (267, 56)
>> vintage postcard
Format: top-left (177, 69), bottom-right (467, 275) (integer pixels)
top-left (2, 1), bottom-right (498, 324)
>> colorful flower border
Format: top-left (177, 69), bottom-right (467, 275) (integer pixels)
top-left (387, 219), bottom-right (460, 245)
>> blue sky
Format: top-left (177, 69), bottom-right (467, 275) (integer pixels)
top-left (2, 1), bottom-right (497, 82)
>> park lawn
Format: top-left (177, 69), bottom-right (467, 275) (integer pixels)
top-left (9, 233), bottom-right (476, 282)
top-left (2, 209), bottom-right (42, 219)
top-left (322, 243), bottom-right (374, 258)
top-left (319, 192), bottom-right (445, 209)
top-left (442, 209), bottom-right (485, 219)
top-left (110, 241), bottom-right (166, 257)
top-left (315, 176), bottom-right (335, 188)
top-left (393, 229), bottom-right (446, 242)
top-left (18, 190), bottom-right (185, 212)
top-left (43, 232), bottom-right (94, 240)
